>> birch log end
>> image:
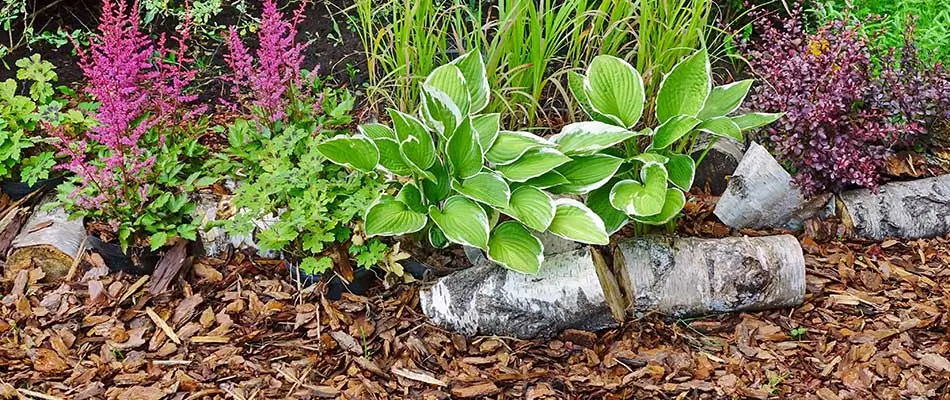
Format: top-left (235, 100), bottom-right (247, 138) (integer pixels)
top-left (619, 235), bottom-right (805, 318)
top-left (714, 142), bottom-right (833, 230)
top-left (5, 199), bottom-right (85, 282)
top-left (839, 175), bottom-right (950, 240)
top-left (692, 137), bottom-right (745, 195)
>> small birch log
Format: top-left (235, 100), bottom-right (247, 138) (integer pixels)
top-left (714, 142), bottom-right (833, 230)
top-left (839, 175), bottom-right (950, 240)
top-left (5, 197), bottom-right (85, 282)
top-left (692, 136), bottom-right (745, 195)
top-left (196, 194), bottom-right (277, 258)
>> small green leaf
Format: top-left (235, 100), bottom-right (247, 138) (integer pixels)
top-left (548, 198), bottom-right (609, 245)
top-left (488, 221), bottom-right (543, 274)
top-left (485, 130), bottom-right (553, 165)
top-left (503, 185), bottom-right (555, 231)
top-left (496, 148), bottom-right (571, 182)
top-left (451, 172), bottom-right (510, 208)
top-left (549, 154), bottom-right (623, 194)
top-left (149, 232), bottom-right (169, 251)
top-left (428, 224), bottom-right (449, 248)
top-left (429, 196), bottom-right (490, 250)
top-left (697, 79), bottom-right (753, 119)
top-left (551, 121), bottom-right (641, 156)
top-left (316, 135), bottom-right (379, 173)
top-left (697, 117), bottom-right (742, 141)
top-left (364, 196), bottom-right (428, 237)
top-left (731, 112), bottom-right (784, 131)
top-left (650, 115), bottom-right (701, 150)
top-left (586, 181), bottom-right (629, 234)
top-left (665, 154), bottom-right (696, 191)
top-left (609, 164), bottom-right (669, 217)
top-left (584, 55), bottom-right (645, 129)
top-left (655, 49), bottom-right (712, 124)
top-left (634, 188), bottom-right (687, 225)
top-left (446, 118), bottom-right (484, 179)
top-left (471, 113), bottom-right (500, 152)
top-left (452, 50), bottom-right (490, 113)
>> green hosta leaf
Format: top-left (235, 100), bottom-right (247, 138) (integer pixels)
top-left (429, 196), bottom-right (490, 250)
top-left (451, 172), bottom-right (510, 208)
top-left (482, 202), bottom-right (501, 229)
top-left (549, 154), bottom-right (623, 195)
top-left (551, 121), bottom-right (641, 156)
top-left (471, 113), bottom-right (500, 152)
top-left (697, 79), bottom-right (753, 119)
top-left (420, 88), bottom-right (464, 137)
top-left (496, 148), bottom-right (571, 182)
top-left (372, 137), bottom-right (412, 175)
top-left (359, 123), bottom-right (396, 141)
top-left (396, 183), bottom-right (427, 214)
top-left (548, 198), bottom-right (609, 245)
top-left (584, 55), bottom-right (645, 129)
top-left (655, 49), bottom-right (712, 124)
top-left (522, 170), bottom-right (570, 189)
top-left (586, 181), bottom-right (629, 234)
top-left (665, 154), bottom-right (696, 191)
top-left (488, 221), bottom-right (543, 274)
top-left (568, 70), bottom-right (615, 124)
top-left (697, 117), bottom-right (742, 141)
top-left (421, 159), bottom-right (451, 203)
top-left (446, 118), bottom-right (484, 179)
top-left (400, 134), bottom-right (437, 176)
top-left (452, 50), bottom-right (490, 113)
top-left (364, 196), bottom-right (428, 237)
top-left (650, 115), bottom-right (701, 150)
top-left (485, 130), bottom-right (553, 165)
top-left (609, 164), bottom-right (669, 217)
top-left (631, 152), bottom-right (669, 167)
top-left (429, 224), bottom-right (449, 248)
top-left (389, 109), bottom-right (428, 142)
top-left (425, 63), bottom-right (470, 116)
top-left (732, 112), bottom-right (784, 131)
top-left (634, 188), bottom-right (686, 225)
top-left (503, 185), bottom-right (555, 231)
top-left (316, 135), bottom-right (379, 173)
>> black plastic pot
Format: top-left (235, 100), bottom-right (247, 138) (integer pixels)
top-left (285, 259), bottom-right (435, 300)
top-left (0, 176), bottom-right (67, 200)
top-left (85, 235), bottom-right (160, 275)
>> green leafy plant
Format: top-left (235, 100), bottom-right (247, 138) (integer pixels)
top-left (318, 51), bottom-right (611, 274)
top-left (789, 327), bottom-right (807, 340)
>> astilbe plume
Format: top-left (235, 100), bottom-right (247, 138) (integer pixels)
top-left (225, 0), bottom-right (309, 123)
top-left (741, 4), bottom-right (946, 195)
top-left (51, 0), bottom-right (201, 218)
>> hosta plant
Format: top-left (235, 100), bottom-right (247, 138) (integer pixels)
top-left (565, 49), bottom-right (782, 233)
top-left (318, 51), bottom-right (611, 274)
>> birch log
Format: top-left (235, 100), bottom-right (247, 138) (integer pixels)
top-left (421, 235), bottom-right (805, 339)
top-left (5, 196), bottom-right (85, 282)
top-left (839, 175), bottom-right (950, 239)
top-left (714, 142), bottom-right (834, 230)
top-left (692, 136), bottom-right (745, 195)
top-left (196, 194), bottom-right (277, 258)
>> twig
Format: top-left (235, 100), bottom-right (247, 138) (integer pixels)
top-left (146, 307), bottom-right (181, 345)
top-left (17, 388), bottom-right (63, 400)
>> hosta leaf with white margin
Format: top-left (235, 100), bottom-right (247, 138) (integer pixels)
top-left (364, 196), bottom-right (428, 237)
top-left (445, 118), bottom-right (483, 179)
top-left (316, 135), bottom-right (379, 173)
top-left (359, 123), bottom-right (396, 141)
top-left (451, 172), bottom-right (510, 208)
top-left (610, 164), bottom-right (669, 217)
top-left (400, 136), bottom-right (437, 179)
top-left (551, 121), bottom-right (642, 156)
top-left (359, 123), bottom-right (410, 174)
top-left (633, 188), bottom-right (686, 225)
top-left (422, 64), bottom-right (470, 137)
top-left (549, 154), bottom-right (624, 195)
top-left (586, 180), bottom-right (629, 234)
top-left (488, 221), bottom-right (543, 274)
top-left (420, 159), bottom-right (451, 203)
top-left (567, 70), bottom-right (616, 125)
top-left (732, 112), bottom-right (784, 131)
top-left (428, 224), bottom-right (449, 248)
top-left (496, 147), bottom-right (572, 182)
top-left (522, 170), bottom-right (570, 189)
top-left (388, 109), bottom-right (427, 142)
top-left (428, 196), bottom-right (490, 250)
top-left (485, 130), bottom-right (553, 165)
top-left (548, 198), bottom-right (609, 245)
top-left (396, 182), bottom-right (427, 213)
top-left (650, 115), bottom-right (701, 150)
top-left (697, 117), bottom-right (742, 141)
top-left (655, 49), bottom-right (711, 124)
top-left (481, 202), bottom-right (500, 229)
top-left (697, 79), bottom-right (753, 119)
top-left (584, 55), bottom-right (645, 129)
top-left (502, 185), bottom-right (555, 231)
top-left (665, 154), bottom-right (695, 191)
top-left (471, 113), bottom-right (500, 152)
top-left (451, 50), bottom-right (490, 113)
top-left (631, 152), bottom-right (669, 167)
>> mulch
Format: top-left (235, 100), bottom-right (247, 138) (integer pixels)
top-left (0, 198), bottom-right (948, 400)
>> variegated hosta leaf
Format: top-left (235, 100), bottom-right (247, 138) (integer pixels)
top-left (697, 117), bottom-right (742, 142)
top-left (488, 221), bottom-right (543, 274)
top-left (446, 118), bottom-right (484, 179)
top-left (697, 79), bottom-right (753, 119)
top-left (732, 112), bottom-right (784, 131)
top-left (650, 115), bottom-right (701, 150)
top-left (633, 188), bottom-right (686, 225)
top-left (586, 180), bottom-right (629, 235)
top-left (451, 172), bottom-right (510, 208)
top-left (371, 137), bottom-right (412, 175)
top-left (395, 183), bottom-right (426, 214)
top-left (522, 170), bottom-right (570, 189)
top-left (421, 86), bottom-right (464, 137)
top-left (471, 113), bottom-right (501, 152)
top-left (452, 50), bottom-right (490, 113)
top-left (549, 154), bottom-right (624, 195)
top-left (551, 121), bottom-right (641, 156)
top-left (420, 159), bottom-right (450, 203)
top-left (584, 55), bottom-right (645, 129)
top-left (485, 130), bottom-right (553, 165)
top-left (428, 196), bottom-right (490, 250)
top-left (631, 152), bottom-right (669, 167)
top-left (425, 63), bottom-right (471, 119)
top-left (655, 49), bottom-right (712, 124)
top-left (364, 196), bottom-right (428, 237)
top-left (567, 70), bottom-right (615, 124)
top-left (388, 109), bottom-right (428, 142)
top-left (316, 135), bottom-right (379, 173)
top-left (609, 164), bottom-right (669, 217)
top-left (665, 154), bottom-right (696, 191)
top-left (548, 198), bottom-right (609, 245)
top-left (502, 185), bottom-right (555, 231)
top-left (496, 147), bottom-right (572, 182)
top-left (400, 135), bottom-right (437, 178)
top-left (358, 123), bottom-right (396, 141)
top-left (428, 224), bottom-right (449, 248)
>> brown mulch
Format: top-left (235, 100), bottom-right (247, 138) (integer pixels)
top-left (0, 215), bottom-right (948, 399)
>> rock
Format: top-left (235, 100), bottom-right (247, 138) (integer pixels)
top-left (839, 174), bottom-right (950, 239)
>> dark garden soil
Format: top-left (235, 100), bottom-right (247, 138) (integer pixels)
top-left (1, 194), bottom-right (947, 400)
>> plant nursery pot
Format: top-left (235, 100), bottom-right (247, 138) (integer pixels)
top-left (0, 175), bottom-right (67, 201)
top-left (85, 235), bottom-right (160, 275)
top-left (286, 259), bottom-right (435, 300)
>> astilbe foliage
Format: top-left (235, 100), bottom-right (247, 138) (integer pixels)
top-left (742, 4), bottom-right (949, 195)
top-left (225, 0), bottom-right (308, 123)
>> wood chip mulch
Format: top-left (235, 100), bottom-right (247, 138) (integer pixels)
top-left (0, 230), bottom-right (948, 399)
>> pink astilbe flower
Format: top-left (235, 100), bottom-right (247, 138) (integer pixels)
top-left (225, 0), bottom-right (309, 123)
top-left (51, 0), bottom-right (201, 215)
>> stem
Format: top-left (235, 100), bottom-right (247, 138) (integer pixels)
top-left (695, 136), bottom-right (720, 166)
